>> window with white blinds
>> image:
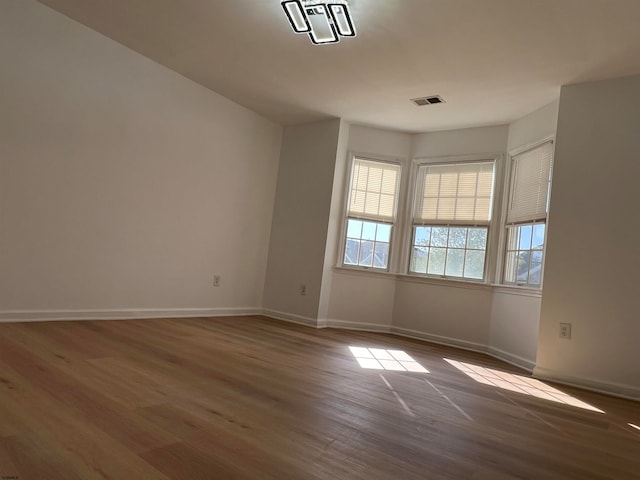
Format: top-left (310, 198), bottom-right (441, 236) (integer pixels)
top-left (409, 161), bottom-right (495, 281)
top-left (343, 158), bottom-right (401, 270)
top-left (348, 158), bottom-right (400, 223)
top-left (503, 140), bottom-right (554, 287)
top-left (413, 161), bottom-right (495, 225)
top-left (506, 141), bottom-right (554, 225)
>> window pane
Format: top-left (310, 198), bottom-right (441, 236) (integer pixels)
top-left (464, 250), bottom-right (485, 279)
top-left (364, 194), bottom-right (380, 216)
top-left (531, 250), bottom-right (543, 264)
top-left (344, 239), bottom-right (360, 265)
top-left (412, 225), bottom-right (487, 280)
top-left (346, 219), bottom-right (363, 239)
top-left (448, 228), bottom-right (467, 248)
top-left (415, 162), bottom-right (495, 224)
top-left (345, 219), bottom-right (392, 269)
top-left (415, 226), bottom-right (431, 246)
top-left (504, 223), bottom-right (546, 286)
top-left (359, 241), bottom-right (374, 267)
top-left (379, 194), bottom-right (395, 218)
top-left (504, 250), bottom-right (518, 283)
top-left (427, 248), bottom-right (446, 275)
top-left (518, 225), bottom-right (532, 250)
top-left (445, 249), bottom-right (464, 277)
top-left (411, 247), bottom-right (428, 274)
top-left (517, 251), bottom-right (530, 282)
top-left (506, 226), bottom-right (518, 251)
top-left (431, 227), bottom-right (449, 247)
top-left (367, 167), bottom-right (383, 192)
top-left (376, 223), bottom-right (392, 242)
top-left (507, 142), bottom-right (553, 224)
top-left (352, 191), bottom-right (365, 213)
top-left (362, 222), bottom-right (376, 241)
top-left (349, 158), bottom-right (400, 222)
top-left (532, 223), bottom-right (545, 249)
top-left (529, 263), bottom-right (543, 285)
top-left (373, 243), bottom-right (389, 268)
top-left (467, 228), bottom-right (487, 249)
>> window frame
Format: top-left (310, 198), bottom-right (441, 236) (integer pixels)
top-left (498, 137), bottom-right (554, 289)
top-left (339, 154), bottom-right (403, 272)
top-left (405, 155), bottom-right (503, 283)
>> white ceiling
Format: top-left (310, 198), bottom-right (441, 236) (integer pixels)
top-left (37, 0), bottom-right (640, 133)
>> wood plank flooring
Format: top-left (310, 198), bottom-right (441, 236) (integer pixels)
top-left (0, 316), bottom-right (638, 479)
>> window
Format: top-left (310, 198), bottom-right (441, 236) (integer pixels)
top-left (343, 157), bottom-right (400, 269)
top-left (503, 141), bottom-right (554, 287)
top-left (409, 161), bottom-right (495, 280)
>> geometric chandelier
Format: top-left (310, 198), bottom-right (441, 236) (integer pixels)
top-left (281, 0), bottom-right (356, 45)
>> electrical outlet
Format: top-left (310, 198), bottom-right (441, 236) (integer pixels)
top-left (213, 275), bottom-right (221, 287)
top-left (300, 284), bottom-right (306, 296)
top-left (559, 322), bottom-right (571, 339)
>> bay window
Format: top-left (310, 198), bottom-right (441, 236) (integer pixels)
top-left (503, 141), bottom-right (554, 287)
top-left (409, 161), bottom-right (495, 280)
top-left (343, 157), bottom-right (400, 270)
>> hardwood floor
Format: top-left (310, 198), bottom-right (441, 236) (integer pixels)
top-left (0, 316), bottom-right (638, 479)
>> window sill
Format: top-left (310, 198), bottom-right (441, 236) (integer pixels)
top-left (491, 284), bottom-right (543, 298)
top-left (333, 265), bottom-right (398, 279)
top-left (333, 266), bottom-right (542, 296)
top-left (398, 273), bottom-right (493, 291)
top-left (333, 266), bottom-right (492, 291)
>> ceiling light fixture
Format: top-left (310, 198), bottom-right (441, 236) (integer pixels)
top-left (281, 0), bottom-right (356, 45)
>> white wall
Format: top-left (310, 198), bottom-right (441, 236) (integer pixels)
top-left (412, 125), bottom-right (509, 158)
top-left (326, 125), bottom-right (411, 329)
top-left (536, 76), bottom-right (640, 398)
top-left (488, 100), bottom-right (559, 370)
top-left (489, 290), bottom-right (541, 370)
top-left (318, 120), bottom-right (350, 324)
top-left (0, 0), bottom-right (282, 319)
top-left (392, 279), bottom-right (493, 350)
top-left (507, 100), bottom-right (559, 151)
top-left (327, 271), bottom-right (397, 330)
top-left (389, 126), bottom-right (508, 346)
top-left (262, 119), bottom-right (342, 324)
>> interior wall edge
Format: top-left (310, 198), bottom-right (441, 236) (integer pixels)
top-left (325, 319), bottom-right (392, 333)
top-left (389, 326), bottom-right (488, 356)
top-left (533, 367), bottom-right (640, 402)
top-left (260, 309), bottom-right (319, 328)
top-left (0, 307), bottom-right (262, 323)
top-left (486, 346), bottom-right (536, 372)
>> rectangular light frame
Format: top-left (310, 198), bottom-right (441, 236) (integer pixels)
top-left (281, 0), bottom-right (356, 45)
top-left (328, 3), bottom-right (356, 37)
top-left (281, 0), bottom-right (311, 33)
top-left (305, 3), bottom-right (340, 44)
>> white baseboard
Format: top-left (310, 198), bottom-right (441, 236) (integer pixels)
top-left (533, 367), bottom-right (640, 402)
top-left (261, 309), bottom-right (318, 328)
top-left (0, 307), bottom-right (261, 323)
top-left (326, 319), bottom-right (392, 332)
top-left (390, 326), bottom-right (489, 356)
top-left (266, 313), bottom-right (537, 374)
top-left (487, 346), bottom-right (536, 372)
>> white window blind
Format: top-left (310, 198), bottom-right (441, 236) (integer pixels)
top-left (507, 141), bottom-right (554, 225)
top-left (348, 158), bottom-right (400, 223)
top-left (413, 161), bottom-right (495, 225)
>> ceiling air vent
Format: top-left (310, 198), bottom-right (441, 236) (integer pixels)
top-left (411, 95), bottom-right (445, 107)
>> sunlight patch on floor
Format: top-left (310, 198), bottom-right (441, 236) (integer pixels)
top-left (629, 423), bottom-right (640, 432)
top-left (349, 347), bottom-right (429, 373)
top-left (444, 358), bottom-right (604, 413)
